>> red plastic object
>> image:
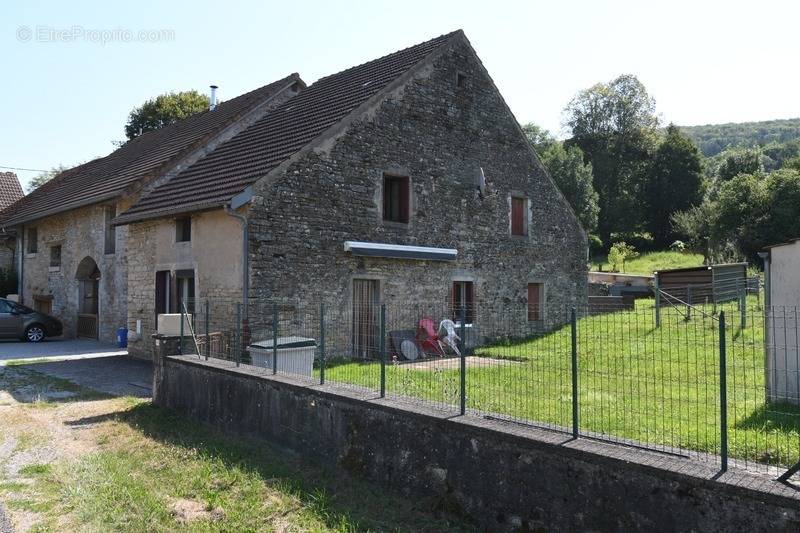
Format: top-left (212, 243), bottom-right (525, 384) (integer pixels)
top-left (416, 318), bottom-right (445, 357)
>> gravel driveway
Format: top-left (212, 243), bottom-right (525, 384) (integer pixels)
top-left (0, 502), bottom-right (12, 533)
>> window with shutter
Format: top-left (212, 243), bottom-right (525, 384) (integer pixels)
top-left (527, 283), bottom-right (543, 321)
top-left (511, 197), bottom-right (527, 236)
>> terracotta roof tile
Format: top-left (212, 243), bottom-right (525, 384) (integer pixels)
top-left (116, 31), bottom-right (459, 223)
top-left (0, 173), bottom-right (24, 212)
top-left (1, 74), bottom-right (301, 227)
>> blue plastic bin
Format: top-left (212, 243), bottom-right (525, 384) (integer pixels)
top-left (116, 327), bottom-right (128, 348)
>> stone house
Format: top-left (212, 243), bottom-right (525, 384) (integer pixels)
top-left (0, 172), bottom-right (24, 274)
top-left (114, 30), bottom-right (587, 359)
top-left (0, 75), bottom-right (303, 341)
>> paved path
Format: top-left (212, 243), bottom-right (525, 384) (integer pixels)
top-left (0, 338), bottom-right (127, 364)
top-left (18, 356), bottom-right (153, 398)
top-left (0, 338), bottom-right (151, 398)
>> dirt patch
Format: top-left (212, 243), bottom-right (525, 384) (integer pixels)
top-left (170, 499), bottom-right (225, 523)
top-left (399, 355), bottom-right (519, 371)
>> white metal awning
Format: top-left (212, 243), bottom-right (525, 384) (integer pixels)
top-left (343, 241), bottom-right (457, 261)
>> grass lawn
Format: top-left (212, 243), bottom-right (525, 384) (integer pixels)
top-left (320, 297), bottom-right (800, 471)
top-left (590, 250), bottom-right (705, 275)
top-left (0, 366), bottom-right (471, 532)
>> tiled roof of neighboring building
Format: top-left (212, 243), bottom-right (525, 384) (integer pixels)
top-left (115, 31), bottom-right (460, 224)
top-left (0, 74), bottom-right (302, 227)
top-left (0, 173), bottom-right (24, 212)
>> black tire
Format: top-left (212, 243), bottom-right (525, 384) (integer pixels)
top-left (25, 324), bottom-right (46, 343)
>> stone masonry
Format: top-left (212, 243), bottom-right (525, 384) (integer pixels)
top-left (246, 37), bottom-right (587, 342)
top-left (20, 200), bottom-right (129, 342)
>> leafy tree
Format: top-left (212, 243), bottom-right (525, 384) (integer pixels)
top-left (124, 90), bottom-right (209, 140)
top-left (563, 74), bottom-right (659, 244)
top-left (523, 124), bottom-right (599, 232)
top-left (671, 200), bottom-right (715, 263)
top-left (715, 147), bottom-right (763, 181)
top-left (646, 124), bottom-right (704, 247)
top-left (711, 173), bottom-right (767, 260)
top-left (26, 165), bottom-right (67, 193)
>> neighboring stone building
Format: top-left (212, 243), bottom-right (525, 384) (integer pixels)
top-left (0, 172), bottom-right (24, 274)
top-left (0, 75), bottom-right (303, 341)
top-left (115, 31), bottom-right (587, 359)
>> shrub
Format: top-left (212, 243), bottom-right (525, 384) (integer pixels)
top-left (670, 240), bottom-right (687, 253)
top-left (588, 234), bottom-right (603, 256)
top-left (0, 269), bottom-right (18, 297)
top-left (608, 242), bottom-right (639, 272)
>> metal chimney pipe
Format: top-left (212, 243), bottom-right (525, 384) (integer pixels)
top-left (209, 85), bottom-right (218, 111)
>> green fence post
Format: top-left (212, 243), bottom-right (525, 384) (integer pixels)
top-left (204, 299), bottom-right (210, 360)
top-left (654, 272), bottom-right (661, 327)
top-left (571, 307), bottom-right (579, 439)
top-left (719, 311), bottom-right (728, 472)
top-left (319, 303), bottom-right (325, 385)
top-left (235, 303), bottom-right (241, 367)
top-left (686, 285), bottom-right (692, 320)
top-left (272, 303), bottom-right (278, 375)
top-left (740, 283), bottom-right (747, 329)
top-left (179, 299), bottom-right (185, 355)
top-left (460, 305), bottom-right (467, 416)
top-left (380, 304), bottom-right (386, 398)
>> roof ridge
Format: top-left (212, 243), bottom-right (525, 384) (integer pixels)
top-left (312, 30), bottom-right (462, 86)
top-left (115, 30), bottom-right (462, 224)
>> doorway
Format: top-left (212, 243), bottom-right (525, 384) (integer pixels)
top-left (352, 279), bottom-right (379, 359)
top-left (75, 256), bottom-right (100, 339)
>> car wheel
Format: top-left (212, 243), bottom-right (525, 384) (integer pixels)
top-left (25, 324), bottom-right (45, 343)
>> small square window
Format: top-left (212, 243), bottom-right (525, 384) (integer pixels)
top-left (26, 227), bottom-right (38, 254)
top-left (383, 175), bottom-right (410, 224)
top-left (511, 197), bottom-right (528, 236)
top-left (456, 72), bottom-right (467, 88)
top-left (176, 217), bottom-right (192, 242)
top-left (50, 245), bottom-right (61, 269)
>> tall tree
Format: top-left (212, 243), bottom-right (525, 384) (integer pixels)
top-left (563, 74), bottom-right (659, 244)
top-left (124, 90), bottom-right (210, 140)
top-left (714, 147), bottom-right (763, 181)
top-left (647, 124), bottom-right (704, 247)
top-left (523, 124), bottom-right (599, 232)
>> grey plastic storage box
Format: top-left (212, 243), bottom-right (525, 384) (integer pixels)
top-left (247, 336), bottom-right (316, 377)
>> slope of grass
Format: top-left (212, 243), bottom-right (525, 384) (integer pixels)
top-left (0, 367), bottom-right (472, 532)
top-left (320, 297), bottom-right (800, 470)
top-left (591, 251), bottom-right (705, 275)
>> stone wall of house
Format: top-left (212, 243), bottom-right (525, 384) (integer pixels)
top-left (126, 209), bottom-right (244, 359)
top-left (20, 200), bottom-right (130, 342)
top-left (247, 38), bottom-right (587, 346)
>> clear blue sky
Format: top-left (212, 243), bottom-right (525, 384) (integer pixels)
top-left (2, 0), bottom-right (798, 190)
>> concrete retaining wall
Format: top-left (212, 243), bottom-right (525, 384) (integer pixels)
top-left (155, 353), bottom-right (800, 531)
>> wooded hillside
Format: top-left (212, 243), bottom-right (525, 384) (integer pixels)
top-left (680, 118), bottom-right (800, 156)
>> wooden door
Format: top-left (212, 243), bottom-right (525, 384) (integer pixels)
top-left (352, 279), bottom-right (379, 359)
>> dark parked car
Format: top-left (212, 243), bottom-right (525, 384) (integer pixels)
top-left (0, 298), bottom-right (63, 342)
